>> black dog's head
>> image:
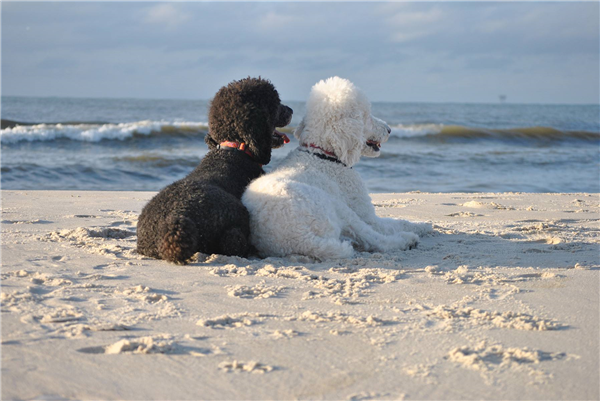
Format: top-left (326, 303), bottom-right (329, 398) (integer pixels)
top-left (206, 77), bottom-right (293, 166)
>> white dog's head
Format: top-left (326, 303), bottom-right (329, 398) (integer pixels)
top-left (362, 116), bottom-right (391, 158)
top-left (294, 77), bottom-right (390, 167)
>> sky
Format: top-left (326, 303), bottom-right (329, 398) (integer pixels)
top-left (2, 2), bottom-right (599, 104)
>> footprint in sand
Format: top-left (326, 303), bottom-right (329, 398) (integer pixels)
top-left (77, 336), bottom-right (210, 356)
top-left (462, 201), bottom-right (514, 210)
top-left (423, 304), bottom-right (563, 331)
top-left (41, 226), bottom-right (139, 260)
top-left (197, 313), bottom-right (265, 329)
top-left (2, 219), bottom-right (52, 224)
top-left (446, 212), bottom-right (483, 217)
top-left (447, 341), bottom-right (574, 384)
top-left (226, 283), bottom-right (286, 299)
top-left (218, 360), bottom-right (274, 374)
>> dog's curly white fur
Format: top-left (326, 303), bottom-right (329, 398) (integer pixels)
top-left (242, 77), bottom-right (432, 260)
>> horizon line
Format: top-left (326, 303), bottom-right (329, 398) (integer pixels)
top-left (2, 94), bottom-right (598, 107)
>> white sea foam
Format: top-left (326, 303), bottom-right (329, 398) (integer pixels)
top-left (389, 123), bottom-right (444, 138)
top-left (0, 121), bottom-right (209, 143)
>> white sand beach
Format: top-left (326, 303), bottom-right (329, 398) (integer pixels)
top-left (1, 190), bottom-right (598, 400)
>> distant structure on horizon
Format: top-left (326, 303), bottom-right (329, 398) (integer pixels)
top-left (499, 95), bottom-right (507, 103)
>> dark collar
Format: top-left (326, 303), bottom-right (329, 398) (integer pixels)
top-left (299, 143), bottom-right (348, 167)
top-left (217, 141), bottom-right (262, 167)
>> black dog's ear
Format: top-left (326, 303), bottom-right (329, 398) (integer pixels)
top-left (244, 108), bottom-right (275, 165)
top-left (204, 132), bottom-right (219, 150)
top-left (237, 78), bottom-right (282, 165)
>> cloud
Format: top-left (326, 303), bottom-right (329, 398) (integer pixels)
top-left (142, 4), bottom-right (190, 29)
top-left (2, 2), bottom-right (597, 103)
top-left (386, 7), bottom-right (444, 43)
top-left (256, 11), bottom-right (299, 31)
top-left (380, 3), bottom-right (599, 58)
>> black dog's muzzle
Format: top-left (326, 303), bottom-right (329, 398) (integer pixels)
top-left (276, 105), bottom-right (293, 128)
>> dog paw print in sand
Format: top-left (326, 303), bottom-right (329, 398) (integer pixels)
top-left (446, 340), bottom-right (576, 385)
top-left (1, 219), bottom-right (53, 225)
top-left (78, 335), bottom-right (210, 356)
top-left (563, 198), bottom-right (597, 214)
top-left (4, 282), bottom-right (137, 336)
top-left (287, 310), bottom-right (392, 328)
top-left (372, 199), bottom-right (411, 208)
top-left (38, 309), bottom-right (128, 338)
top-left (270, 329), bottom-right (300, 339)
top-left (69, 209), bottom-right (138, 223)
top-left (37, 308), bottom-right (85, 324)
top-left (197, 313), bottom-right (266, 329)
top-left (226, 282), bottom-right (286, 299)
top-left (41, 227), bottom-right (139, 260)
top-left (101, 285), bottom-right (182, 326)
top-left (197, 310), bottom-right (391, 333)
top-left (347, 391), bottom-right (401, 401)
top-left (0, 269), bottom-right (126, 290)
top-left (102, 210), bottom-right (139, 228)
top-left (307, 267), bottom-right (401, 305)
top-left (218, 360), bottom-right (274, 374)
top-left (0, 271), bottom-right (74, 311)
top-left (0, 271), bottom-right (85, 332)
top-left (401, 363), bottom-right (437, 384)
top-left (17, 305), bottom-right (97, 338)
top-left (425, 265), bottom-right (521, 300)
top-left (3, 279), bottom-right (181, 338)
top-left (1, 270), bottom-right (73, 288)
top-left (42, 283), bottom-right (176, 332)
top-left (445, 211), bottom-right (484, 218)
top-left (116, 285), bottom-right (169, 303)
top-left (435, 265), bottom-right (575, 301)
top-left (212, 263), bottom-right (401, 305)
top-left (461, 200), bottom-right (515, 211)
top-left (424, 266), bottom-right (572, 302)
top-left (498, 221), bottom-right (574, 245)
top-left (372, 198), bottom-right (419, 218)
top-left (422, 304), bottom-right (563, 331)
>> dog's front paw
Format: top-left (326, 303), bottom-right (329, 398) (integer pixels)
top-left (412, 222), bottom-right (433, 236)
top-left (398, 231), bottom-right (419, 251)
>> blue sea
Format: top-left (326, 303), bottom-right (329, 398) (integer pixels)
top-left (1, 96), bottom-right (599, 193)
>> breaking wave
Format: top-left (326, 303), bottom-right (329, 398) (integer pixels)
top-left (0, 120), bottom-right (209, 144)
top-left (390, 124), bottom-right (600, 142)
top-left (3, 119), bottom-right (597, 146)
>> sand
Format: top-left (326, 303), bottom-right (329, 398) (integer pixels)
top-left (1, 190), bottom-right (598, 400)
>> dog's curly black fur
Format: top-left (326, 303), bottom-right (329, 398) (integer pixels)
top-left (136, 77), bottom-right (292, 264)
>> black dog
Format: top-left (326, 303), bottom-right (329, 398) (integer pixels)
top-left (137, 77), bottom-right (292, 264)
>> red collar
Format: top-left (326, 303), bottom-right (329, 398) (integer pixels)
top-left (218, 141), bottom-right (262, 166)
top-left (302, 143), bottom-right (337, 157)
top-left (300, 143), bottom-right (347, 167)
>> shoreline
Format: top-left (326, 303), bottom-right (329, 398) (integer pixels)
top-left (2, 190), bottom-right (598, 400)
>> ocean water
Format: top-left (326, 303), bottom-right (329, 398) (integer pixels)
top-left (1, 96), bottom-right (599, 193)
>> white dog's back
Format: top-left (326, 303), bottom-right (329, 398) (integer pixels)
top-left (242, 77), bottom-right (432, 260)
top-left (244, 148), bottom-right (356, 259)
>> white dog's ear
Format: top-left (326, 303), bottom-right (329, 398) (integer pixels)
top-left (327, 116), bottom-right (365, 167)
top-left (294, 118), bottom-right (306, 140)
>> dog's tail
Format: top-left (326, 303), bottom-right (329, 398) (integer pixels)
top-left (158, 214), bottom-right (198, 264)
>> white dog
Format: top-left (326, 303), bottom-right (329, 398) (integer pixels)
top-left (242, 77), bottom-right (432, 260)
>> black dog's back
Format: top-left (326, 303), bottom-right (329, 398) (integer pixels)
top-left (136, 77), bottom-right (292, 264)
top-left (137, 151), bottom-right (262, 263)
